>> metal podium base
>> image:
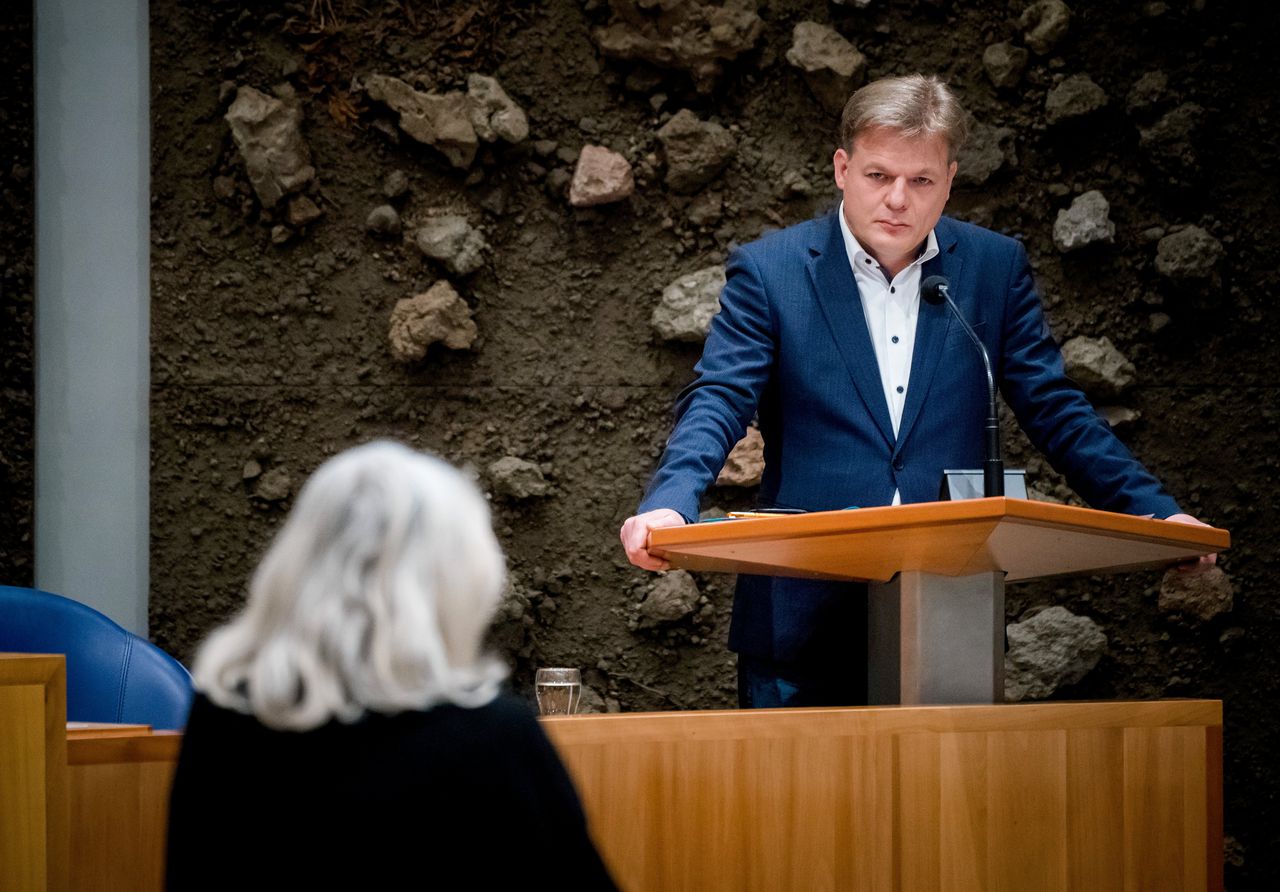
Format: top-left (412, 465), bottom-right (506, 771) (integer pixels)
top-left (868, 570), bottom-right (1005, 705)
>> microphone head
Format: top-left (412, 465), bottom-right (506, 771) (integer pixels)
top-left (921, 275), bottom-right (950, 305)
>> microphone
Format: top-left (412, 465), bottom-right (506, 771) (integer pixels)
top-left (920, 275), bottom-right (1004, 498)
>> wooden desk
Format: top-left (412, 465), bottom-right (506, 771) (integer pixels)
top-left (2, 655), bottom-right (1224, 891)
top-left (0, 653), bottom-right (68, 890)
top-left (543, 700), bottom-right (1223, 891)
top-left (66, 726), bottom-right (181, 891)
top-left (1, 656), bottom-right (180, 892)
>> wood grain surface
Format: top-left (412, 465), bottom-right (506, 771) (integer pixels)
top-left (543, 700), bottom-right (1223, 891)
top-left (0, 653), bottom-right (69, 892)
top-left (648, 498), bottom-right (1230, 582)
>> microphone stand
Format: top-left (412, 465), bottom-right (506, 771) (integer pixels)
top-left (921, 276), bottom-right (1004, 497)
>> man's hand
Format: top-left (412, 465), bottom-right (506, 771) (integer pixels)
top-left (1165, 513), bottom-right (1218, 573)
top-left (620, 509), bottom-right (687, 571)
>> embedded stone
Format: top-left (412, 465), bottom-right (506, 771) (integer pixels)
top-left (577, 684), bottom-right (609, 715)
top-left (569, 145), bottom-right (635, 207)
top-left (1005, 606), bottom-right (1107, 701)
top-left (1155, 225), bottom-right (1223, 280)
top-left (414, 215), bottom-right (487, 276)
top-left (364, 74), bottom-right (478, 169)
top-left (253, 467), bottom-right (292, 502)
top-left (382, 169), bottom-right (410, 199)
top-left (489, 456), bottom-right (552, 499)
top-left (467, 73), bottom-right (529, 144)
top-left (1139, 103), bottom-right (1203, 175)
top-left (716, 426), bottom-right (765, 487)
top-left (652, 265), bottom-right (725, 342)
top-left (1099, 406), bottom-right (1140, 428)
top-left (956, 122), bottom-right (1016, 186)
top-left (387, 281), bottom-right (477, 362)
top-left (983, 41), bottom-right (1029, 89)
top-left (656, 109), bottom-right (736, 194)
top-left (593, 0), bottom-right (764, 93)
top-left (286, 195), bottom-right (322, 227)
top-left (780, 169), bottom-right (814, 198)
top-left (1045, 74), bottom-right (1108, 125)
top-left (686, 191), bottom-right (723, 227)
top-left (212, 176), bottom-right (237, 200)
top-left (1159, 565), bottom-right (1233, 623)
top-left (1020, 0), bottom-right (1072, 55)
top-left (1053, 190), bottom-right (1115, 252)
top-left (785, 22), bottom-right (867, 115)
top-left (1061, 335), bottom-right (1135, 400)
top-left (639, 570), bottom-right (700, 625)
top-left (365, 204), bottom-right (402, 237)
top-left (1126, 70), bottom-right (1170, 117)
top-left (224, 85), bottom-right (315, 208)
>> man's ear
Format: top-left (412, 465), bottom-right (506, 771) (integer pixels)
top-left (833, 148), bottom-right (850, 189)
top-left (944, 159), bottom-right (958, 199)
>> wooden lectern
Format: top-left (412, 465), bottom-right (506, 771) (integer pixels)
top-left (538, 500), bottom-right (1231, 889)
top-left (649, 498), bottom-right (1229, 704)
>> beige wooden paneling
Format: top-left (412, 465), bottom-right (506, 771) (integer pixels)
top-left (66, 733), bottom-right (181, 892)
top-left (0, 654), bottom-right (69, 892)
top-left (544, 701), bottom-right (1223, 892)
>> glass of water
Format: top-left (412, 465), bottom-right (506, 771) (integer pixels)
top-left (535, 668), bottom-right (582, 716)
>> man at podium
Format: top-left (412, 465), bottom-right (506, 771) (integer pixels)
top-left (621, 74), bottom-right (1211, 709)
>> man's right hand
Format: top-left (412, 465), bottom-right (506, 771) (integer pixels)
top-left (620, 508), bottom-right (687, 571)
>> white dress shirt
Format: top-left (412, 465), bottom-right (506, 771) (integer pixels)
top-left (836, 201), bottom-right (939, 505)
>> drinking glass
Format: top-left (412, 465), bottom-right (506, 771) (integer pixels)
top-left (535, 668), bottom-right (582, 716)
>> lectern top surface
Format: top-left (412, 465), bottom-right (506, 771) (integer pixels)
top-left (648, 498), bottom-right (1229, 583)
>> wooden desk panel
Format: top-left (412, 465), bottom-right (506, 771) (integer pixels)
top-left (0, 654), bottom-right (69, 892)
top-left (2, 648), bottom-right (1223, 892)
top-left (66, 732), bottom-right (181, 892)
top-left (543, 701), bottom-right (1223, 892)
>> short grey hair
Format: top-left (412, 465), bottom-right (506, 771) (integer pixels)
top-left (839, 74), bottom-right (969, 161)
top-left (193, 440), bottom-right (508, 731)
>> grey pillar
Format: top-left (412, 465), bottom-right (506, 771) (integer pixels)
top-left (34, 0), bottom-right (150, 634)
top-left (868, 571), bottom-right (1005, 705)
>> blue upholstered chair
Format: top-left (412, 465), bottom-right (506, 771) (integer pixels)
top-left (0, 585), bottom-right (194, 729)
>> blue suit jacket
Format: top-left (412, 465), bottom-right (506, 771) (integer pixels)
top-left (639, 211), bottom-right (1181, 662)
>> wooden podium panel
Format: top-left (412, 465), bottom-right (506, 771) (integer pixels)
top-left (543, 701), bottom-right (1223, 892)
top-left (0, 654), bottom-right (69, 891)
top-left (66, 730), bottom-right (181, 891)
top-left (1, 654), bottom-right (181, 892)
top-left (648, 499), bottom-right (1229, 582)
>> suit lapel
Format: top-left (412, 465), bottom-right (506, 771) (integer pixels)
top-left (896, 217), bottom-right (963, 448)
top-left (806, 213), bottom-right (896, 448)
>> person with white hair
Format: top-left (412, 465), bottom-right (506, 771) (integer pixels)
top-left (166, 440), bottom-right (615, 889)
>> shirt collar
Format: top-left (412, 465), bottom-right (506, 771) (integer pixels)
top-left (836, 201), bottom-right (939, 280)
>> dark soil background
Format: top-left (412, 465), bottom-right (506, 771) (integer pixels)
top-left (4, 0), bottom-right (1277, 884)
top-left (1, 2), bottom-right (34, 587)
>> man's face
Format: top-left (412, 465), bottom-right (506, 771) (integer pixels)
top-left (833, 128), bottom-right (957, 277)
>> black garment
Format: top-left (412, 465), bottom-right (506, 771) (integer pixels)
top-left (737, 625), bottom-right (869, 709)
top-left (166, 692), bottom-right (616, 890)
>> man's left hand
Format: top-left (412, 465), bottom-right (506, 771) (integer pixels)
top-left (1165, 513), bottom-right (1218, 573)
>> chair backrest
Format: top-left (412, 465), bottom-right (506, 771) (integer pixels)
top-left (0, 586), bottom-right (194, 729)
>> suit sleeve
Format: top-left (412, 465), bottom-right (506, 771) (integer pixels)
top-left (997, 241), bottom-right (1182, 518)
top-left (638, 246), bottom-right (778, 521)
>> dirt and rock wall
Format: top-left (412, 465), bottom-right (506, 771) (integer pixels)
top-left (0, 0), bottom-right (1269, 882)
top-left (1, 4), bottom-right (34, 586)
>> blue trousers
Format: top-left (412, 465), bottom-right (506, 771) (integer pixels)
top-left (737, 651), bottom-right (869, 708)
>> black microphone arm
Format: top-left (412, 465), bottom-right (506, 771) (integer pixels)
top-left (920, 275), bottom-right (1004, 497)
